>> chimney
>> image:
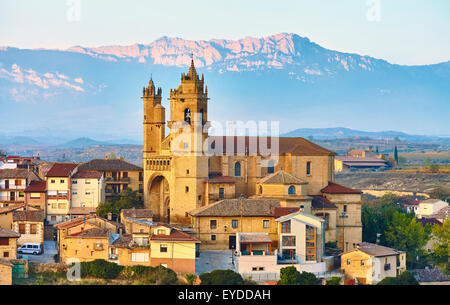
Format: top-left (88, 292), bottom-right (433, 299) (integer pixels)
top-left (107, 213), bottom-right (112, 221)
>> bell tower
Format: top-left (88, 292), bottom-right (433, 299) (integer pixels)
top-left (142, 78), bottom-right (165, 158)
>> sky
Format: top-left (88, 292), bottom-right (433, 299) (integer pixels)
top-left (0, 0), bottom-right (449, 65)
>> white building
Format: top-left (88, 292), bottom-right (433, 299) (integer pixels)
top-left (418, 199), bottom-right (448, 218)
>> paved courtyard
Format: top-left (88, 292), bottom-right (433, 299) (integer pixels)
top-left (195, 250), bottom-right (237, 275)
top-left (18, 240), bottom-right (57, 263)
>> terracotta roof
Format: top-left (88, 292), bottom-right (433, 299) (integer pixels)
top-left (0, 258), bottom-right (13, 267)
top-left (122, 208), bottom-right (153, 219)
top-left (68, 207), bottom-right (97, 215)
top-left (45, 163), bottom-right (77, 177)
top-left (0, 204), bottom-right (26, 215)
top-left (13, 210), bottom-right (45, 222)
top-left (411, 269), bottom-right (449, 282)
top-left (336, 156), bottom-right (386, 163)
top-left (311, 196), bottom-right (337, 209)
top-left (0, 227), bottom-right (20, 238)
top-left (150, 228), bottom-right (200, 243)
top-left (208, 136), bottom-right (334, 156)
top-left (355, 242), bottom-right (403, 257)
top-left (274, 207), bottom-right (299, 218)
top-left (24, 180), bottom-right (46, 192)
top-left (417, 218), bottom-right (442, 227)
top-left (239, 233), bottom-right (272, 243)
top-left (112, 234), bottom-right (133, 248)
top-left (77, 159), bottom-right (142, 172)
top-left (207, 176), bottom-right (236, 184)
top-left (321, 182), bottom-right (362, 194)
top-left (188, 199), bottom-right (279, 217)
top-left (0, 169), bottom-right (38, 180)
top-left (66, 227), bottom-right (111, 238)
top-left (420, 199), bottom-right (448, 205)
top-left (72, 170), bottom-right (103, 179)
top-left (54, 214), bottom-right (121, 229)
top-left (259, 170), bottom-right (307, 185)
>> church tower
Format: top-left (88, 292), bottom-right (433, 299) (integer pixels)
top-left (142, 78), bottom-right (165, 157)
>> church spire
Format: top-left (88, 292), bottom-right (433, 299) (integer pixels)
top-left (188, 53), bottom-right (197, 79)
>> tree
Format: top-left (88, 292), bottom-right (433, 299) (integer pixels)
top-left (278, 267), bottom-right (317, 285)
top-left (384, 212), bottom-right (430, 268)
top-left (97, 188), bottom-right (143, 219)
top-left (297, 271), bottom-right (318, 285)
top-left (393, 146), bottom-right (399, 166)
top-left (377, 271), bottom-right (418, 285)
top-left (199, 270), bottom-right (244, 285)
top-left (326, 277), bottom-right (341, 285)
top-left (431, 219), bottom-right (450, 274)
top-left (184, 273), bottom-right (196, 285)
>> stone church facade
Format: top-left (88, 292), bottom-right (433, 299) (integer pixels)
top-left (142, 60), bottom-right (362, 251)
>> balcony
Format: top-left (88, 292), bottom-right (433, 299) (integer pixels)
top-left (105, 177), bottom-right (130, 183)
top-left (109, 254), bottom-right (118, 260)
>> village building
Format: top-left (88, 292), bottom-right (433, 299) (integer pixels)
top-left (141, 61), bottom-right (362, 251)
top-left (12, 210), bottom-right (45, 246)
top-left (334, 156), bottom-right (388, 172)
top-left (24, 180), bottom-right (47, 212)
top-left (0, 169), bottom-right (39, 207)
top-left (340, 242), bottom-right (406, 285)
top-left (0, 258), bottom-right (13, 285)
top-left (77, 159), bottom-right (143, 201)
top-left (417, 199), bottom-right (448, 219)
top-left (120, 208), bottom-right (153, 233)
top-left (45, 163), bottom-right (78, 224)
top-left (70, 170), bottom-right (105, 213)
top-left (0, 227), bottom-right (20, 260)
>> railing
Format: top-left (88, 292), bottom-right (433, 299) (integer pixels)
top-left (240, 250), bottom-right (274, 256)
top-left (0, 185), bottom-right (25, 191)
top-left (105, 177), bottom-right (130, 183)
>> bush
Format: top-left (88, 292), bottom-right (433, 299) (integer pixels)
top-left (278, 267), bottom-right (318, 285)
top-left (146, 265), bottom-right (178, 285)
top-left (200, 269), bottom-right (244, 285)
top-left (184, 273), bottom-right (196, 285)
top-left (326, 277), bottom-right (341, 285)
top-left (377, 271), bottom-right (418, 285)
top-left (81, 259), bottom-right (123, 279)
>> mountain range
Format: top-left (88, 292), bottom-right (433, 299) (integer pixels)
top-left (1, 33), bottom-right (449, 141)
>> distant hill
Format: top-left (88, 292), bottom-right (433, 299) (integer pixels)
top-left (281, 127), bottom-right (445, 143)
top-left (59, 137), bottom-right (111, 148)
top-left (0, 135), bottom-right (40, 145)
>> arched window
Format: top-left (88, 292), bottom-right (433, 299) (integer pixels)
top-left (259, 185), bottom-right (263, 194)
top-left (288, 185), bottom-right (296, 195)
top-left (268, 159), bottom-right (274, 174)
top-left (235, 162), bottom-right (241, 177)
top-left (184, 108), bottom-right (191, 123)
top-left (200, 109), bottom-right (204, 124)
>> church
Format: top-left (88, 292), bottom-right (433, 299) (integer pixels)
top-left (141, 60), bottom-right (362, 251)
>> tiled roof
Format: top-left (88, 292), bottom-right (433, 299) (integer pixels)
top-left (66, 227), bottom-right (111, 238)
top-left (112, 234), bottom-right (132, 248)
top-left (411, 269), bottom-right (449, 282)
top-left (72, 170), bottom-right (103, 179)
top-left (188, 199), bottom-right (279, 217)
top-left (258, 170), bottom-right (307, 185)
top-left (239, 233), bottom-right (272, 243)
top-left (13, 210), bottom-right (45, 222)
top-left (274, 207), bottom-right (299, 218)
top-left (420, 199), bottom-right (448, 205)
top-left (0, 227), bottom-right (20, 238)
top-left (150, 228), bottom-right (200, 243)
top-left (122, 208), bottom-right (153, 219)
top-left (321, 182), bottom-right (362, 194)
top-left (68, 207), bottom-right (97, 215)
top-left (45, 163), bottom-right (77, 177)
top-left (355, 242), bottom-right (403, 257)
top-left (24, 180), bottom-right (46, 192)
top-left (336, 156), bottom-right (386, 163)
top-left (0, 169), bottom-right (39, 180)
top-left (54, 214), bottom-right (121, 229)
top-left (208, 136), bottom-right (334, 156)
top-left (77, 159), bottom-right (142, 172)
top-left (0, 204), bottom-right (26, 215)
top-left (311, 196), bottom-right (338, 209)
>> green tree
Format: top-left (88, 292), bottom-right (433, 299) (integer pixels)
top-left (431, 219), bottom-right (450, 274)
top-left (377, 271), bottom-right (418, 285)
top-left (297, 272), bottom-right (318, 285)
top-left (278, 267), bottom-right (317, 285)
top-left (184, 273), bottom-right (196, 285)
top-left (384, 212), bottom-right (430, 268)
top-left (394, 146), bottom-right (399, 166)
top-left (97, 188), bottom-right (143, 219)
top-left (199, 270), bottom-right (244, 285)
top-left (326, 277), bottom-right (341, 285)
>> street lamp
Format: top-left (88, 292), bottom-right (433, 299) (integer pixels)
top-left (339, 211), bottom-right (349, 251)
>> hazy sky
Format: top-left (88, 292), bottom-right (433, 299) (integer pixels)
top-left (1, 0), bottom-right (449, 65)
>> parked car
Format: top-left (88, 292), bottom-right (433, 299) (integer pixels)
top-left (18, 243), bottom-right (42, 255)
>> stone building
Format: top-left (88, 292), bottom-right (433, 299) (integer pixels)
top-left (142, 60), bottom-right (362, 251)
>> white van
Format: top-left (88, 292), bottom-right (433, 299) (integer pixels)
top-left (18, 243), bottom-right (42, 255)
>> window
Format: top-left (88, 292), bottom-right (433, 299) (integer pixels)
top-left (123, 172), bottom-right (128, 178)
top-left (157, 229), bottom-right (165, 235)
top-left (281, 220), bottom-right (291, 233)
top-left (219, 188), bottom-right (224, 199)
top-left (282, 236), bottom-right (296, 247)
top-left (160, 244), bottom-right (168, 253)
top-left (344, 205), bottom-right (347, 213)
top-left (232, 220), bottom-right (239, 228)
top-left (306, 162), bottom-right (311, 175)
top-left (210, 220), bottom-right (217, 229)
top-left (347, 260), bottom-right (351, 265)
top-left (263, 220), bottom-right (270, 228)
top-left (85, 191), bottom-right (90, 195)
top-left (19, 192), bottom-right (24, 198)
top-left (51, 180), bottom-right (55, 184)
top-left (60, 179), bottom-right (65, 183)
top-left (361, 260), bottom-right (365, 266)
top-left (185, 186), bottom-right (189, 193)
top-left (252, 267), bottom-right (257, 271)
top-left (85, 180), bottom-right (91, 185)
top-left (211, 235), bottom-right (216, 241)
top-left (131, 253), bottom-right (149, 262)
top-left (3, 252), bottom-right (9, 258)
top-left (72, 180), bottom-right (77, 184)
top-left (258, 267), bottom-right (264, 271)
top-left (234, 162), bottom-right (241, 177)
top-left (19, 224), bottom-right (26, 234)
top-left (30, 193), bottom-right (40, 199)
top-left (305, 225), bottom-right (316, 261)
top-left (259, 186), bottom-right (263, 194)
top-left (0, 238), bottom-right (9, 246)
top-left (72, 192), bottom-right (77, 195)
top-left (282, 249), bottom-right (296, 260)
top-left (30, 224), bottom-right (37, 234)
top-left (268, 159), bottom-right (274, 174)
top-left (288, 185), bottom-right (296, 195)
top-left (15, 179), bottom-right (22, 186)
top-left (184, 108), bottom-right (191, 123)
top-left (186, 169), bottom-right (190, 175)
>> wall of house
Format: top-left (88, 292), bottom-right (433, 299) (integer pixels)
top-left (0, 263), bottom-right (12, 285)
top-left (13, 221), bottom-right (44, 246)
top-left (372, 255), bottom-right (398, 284)
top-left (191, 216), bottom-right (278, 250)
top-left (71, 177), bottom-right (104, 209)
top-left (341, 251), bottom-right (373, 284)
top-left (25, 192), bottom-right (46, 211)
top-left (0, 213), bottom-right (13, 230)
top-left (205, 182), bottom-right (235, 205)
top-left (0, 237), bottom-right (17, 259)
top-left (150, 241), bottom-right (197, 274)
top-left (61, 237), bottom-right (109, 264)
top-left (311, 208), bottom-right (337, 244)
top-left (115, 248), bottom-right (152, 266)
top-left (46, 177), bottom-right (70, 223)
top-left (419, 201), bottom-right (448, 217)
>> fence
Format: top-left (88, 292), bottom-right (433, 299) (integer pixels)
top-left (241, 270), bottom-right (343, 283)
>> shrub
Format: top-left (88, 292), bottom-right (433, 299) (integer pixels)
top-left (81, 259), bottom-right (123, 279)
top-left (377, 272), bottom-right (418, 285)
top-left (278, 267), bottom-right (318, 285)
top-left (184, 273), bottom-right (196, 285)
top-left (200, 269), bottom-right (244, 285)
top-left (146, 265), bottom-right (178, 285)
top-left (326, 277), bottom-right (341, 285)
